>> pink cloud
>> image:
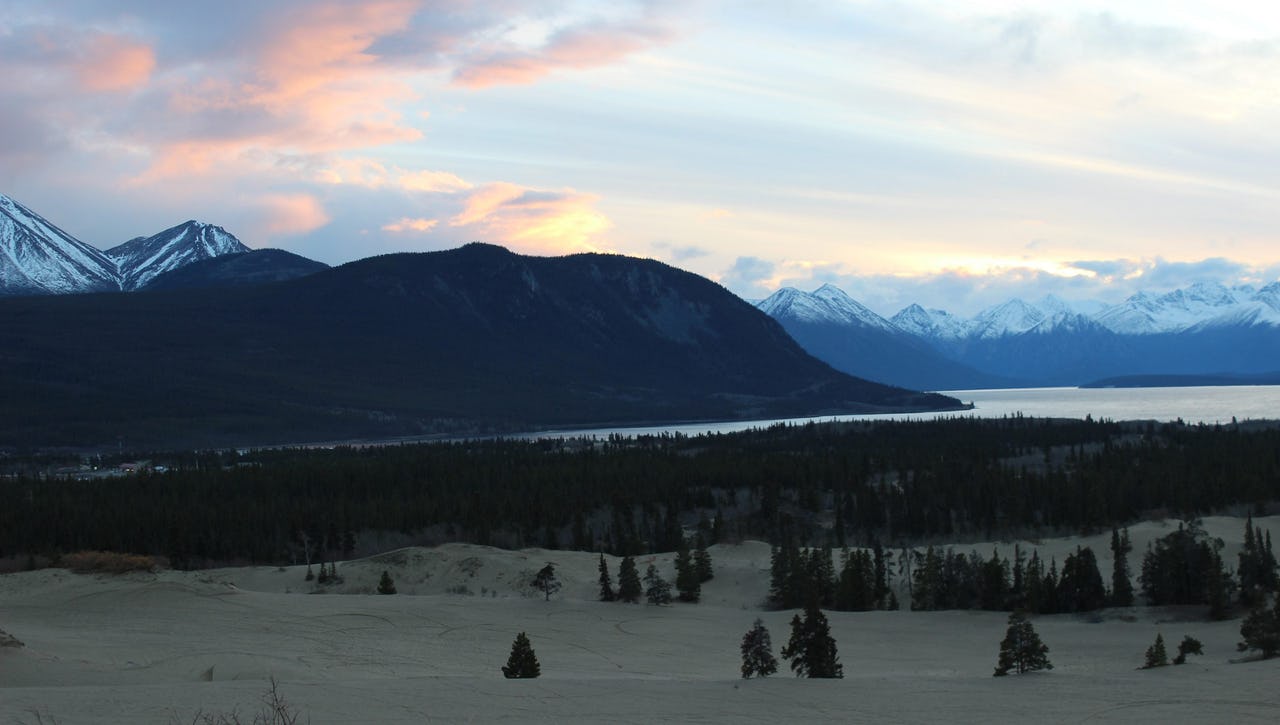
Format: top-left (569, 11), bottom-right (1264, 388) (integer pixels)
top-left (452, 20), bottom-right (674, 88)
top-left (251, 194), bottom-right (331, 239)
top-left (77, 35), bottom-right (156, 92)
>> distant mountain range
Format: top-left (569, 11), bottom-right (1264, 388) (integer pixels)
top-left (0, 193), bottom-right (324, 295)
top-left (758, 283), bottom-right (1280, 389)
top-left (0, 196), bottom-right (963, 448)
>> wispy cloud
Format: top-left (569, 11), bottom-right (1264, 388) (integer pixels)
top-left (382, 217), bottom-right (439, 233)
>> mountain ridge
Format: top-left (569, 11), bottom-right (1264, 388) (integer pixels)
top-left (0, 193), bottom-right (257, 296)
top-left (0, 243), bottom-right (964, 449)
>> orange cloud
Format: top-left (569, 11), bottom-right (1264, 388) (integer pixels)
top-left (382, 217), bottom-right (439, 233)
top-left (76, 35), bottom-right (156, 92)
top-left (451, 182), bottom-right (610, 253)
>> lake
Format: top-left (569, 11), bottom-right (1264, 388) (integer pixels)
top-left (516, 385), bottom-right (1280, 440)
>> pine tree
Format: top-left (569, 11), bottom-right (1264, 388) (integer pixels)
top-left (534, 563), bottom-right (561, 601)
top-left (780, 604), bottom-right (842, 678)
top-left (1110, 527), bottom-right (1134, 607)
top-left (1172, 635), bottom-right (1203, 665)
top-left (993, 611), bottom-right (1052, 676)
top-left (617, 556), bottom-right (642, 603)
top-left (377, 569), bottom-right (397, 595)
top-left (1237, 595), bottom-right (1280, 659)
top-left (675, 537), bottom-right (701, 603)
top-left (501, 632), bottom-right (541, 678)
top-left (1142, 633), bottom-right (1168, 668)
top-left (644, 563), bottom-right (672, 605)
top-left (739, 618), bottom-right (778, 679)
top-left (597, 553), bottom-right (615, 602)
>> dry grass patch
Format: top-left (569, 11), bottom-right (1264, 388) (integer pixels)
top-left (60, 550), bottom-right (157, 574)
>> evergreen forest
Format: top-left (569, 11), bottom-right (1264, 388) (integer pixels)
top-left (2, 416), bottom-right (1278, 573)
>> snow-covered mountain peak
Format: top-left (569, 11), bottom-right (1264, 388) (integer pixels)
top-left (890, 303), bottom-right (969, 340)
top-left (107, 220), bottom-right (250, 290)
top-left (756, 285), bottom-right (896, 331)
top-left (969, 298), bottom-right (1045, 339)
top-left (0, 193), bottom-right (119, 296)
top-left (1, 193), bottom-right (253, 296)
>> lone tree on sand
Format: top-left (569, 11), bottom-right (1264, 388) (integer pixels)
top-left (780, 604), bottom-right (842, 678)
top-left (598, 553), bottom-right (615, 602)
top-left (534, 563), bottom-right (561, 601)
top-left (1173, 635), bottom-right (1203, 665)
top-left (994, 611), bottom-right (1052, 676)
top-left (377, 570), bottom-right (397, 595)
top-left (502, 632), bottom-right (541, 678)
top-left (1142, 633), bottom-right (1168, 668)
top-left (1237, 596), bottom-right (1280, 659)
top-left (740, 618), bottom-right (778, 678)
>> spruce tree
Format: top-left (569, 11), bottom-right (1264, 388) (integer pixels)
top-left (644, 563), bottom-right (672, 605)
top-left (377, 569), bottom-right (397, 595)
top-left (617, 556), bottom-right (641, 603)
top-left (534, 563), bottom-right (561, 601)
top-left (597, 553), bottom-right (615, 602)
top-left (1110, 527), bottom-right (1134, 607)
top-left (740, 618), bottom-right (778, 679)
top-left (675, 537), bottom-right (701, 603)
top-left (1237, 595), bottom-right (1280, 659)
top-left (1173, 635), bottom-right (1203, 665)
top-left (780, 604), bottom-right (842, 678)
top-left (501, 632), bottom-right (541, 678)
top-left (993, 611), bottom-right (1052, 676)
top-left (1142, 633), bottom-right (1168, 668)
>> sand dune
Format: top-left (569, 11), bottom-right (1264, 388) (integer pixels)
top-left (2, 517), bottom-right (1278, 723)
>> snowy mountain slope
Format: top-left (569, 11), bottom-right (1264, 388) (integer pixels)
top-left (890, 303), bottom-right (970, 340)
top-left (757, 284), bottom-right (898, 332)
top-left (107, 220), bottom-right (250, 290)
top-left (0, 194), bottom-right (119, 296)
top-left (759, 280), bottom-right (1280, 388)
top-left (966, 298), bottom-right (1046, 339)
top-left (756, 287), bottom-right (1016, 389)
top-left (0, 193), bottom-right (256, 296)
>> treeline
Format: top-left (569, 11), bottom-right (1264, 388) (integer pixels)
top-left (1, 416), bottom-right (1278, 567)
top-left (768, 519), bottom-right (1277, 618)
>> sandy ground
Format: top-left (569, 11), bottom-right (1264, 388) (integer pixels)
top-left (2, 516), bottom-right (1278, 724)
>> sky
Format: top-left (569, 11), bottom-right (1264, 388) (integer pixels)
top-left (3, 0), bottom-right (1280, 316)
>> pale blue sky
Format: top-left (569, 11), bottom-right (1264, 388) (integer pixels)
top-left (2, 0), bottom-right (1279, 314)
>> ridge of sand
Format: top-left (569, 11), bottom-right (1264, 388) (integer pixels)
top-left (2, 516), bottom-right (1278, 723)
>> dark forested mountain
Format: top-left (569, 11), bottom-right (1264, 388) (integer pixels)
top-left (142, 249), bottom-right (328, 290)
top-left (0, 243), bottom-right (962, 449)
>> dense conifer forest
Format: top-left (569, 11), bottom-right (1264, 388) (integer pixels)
top-left (1, 416), bottom-right (1278, 571)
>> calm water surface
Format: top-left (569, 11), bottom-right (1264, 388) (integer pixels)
top-left (519, 385), bottom-right (1280, 440)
